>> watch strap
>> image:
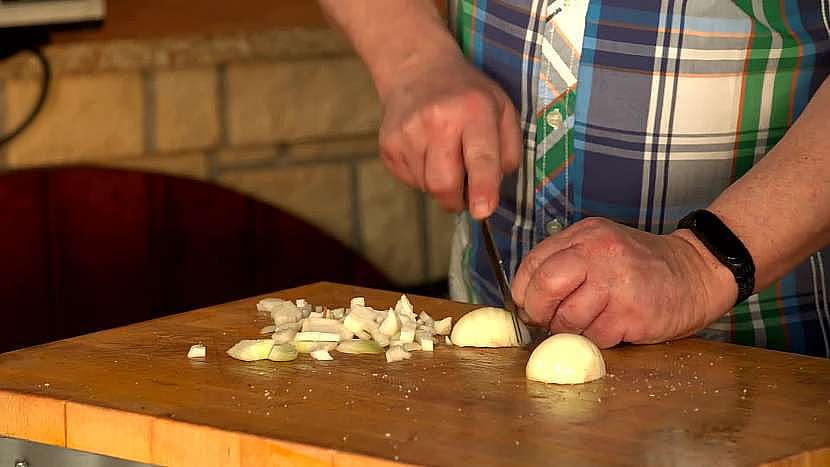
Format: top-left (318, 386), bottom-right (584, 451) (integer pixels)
top-left (678, 210), bottom-right (755, 305)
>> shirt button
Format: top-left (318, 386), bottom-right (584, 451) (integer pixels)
top-left (545, 218), bottom-right (564, 236)
top-left (545, 108), bottom-right (563, 130)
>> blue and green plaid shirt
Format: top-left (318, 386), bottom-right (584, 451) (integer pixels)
top-left (448, 0), bottom-right (830, 357)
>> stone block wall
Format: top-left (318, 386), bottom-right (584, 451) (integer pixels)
top-left (0, 28), bottom-right (456, 287)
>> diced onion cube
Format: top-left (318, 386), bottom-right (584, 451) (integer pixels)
top-left (385, 345), bottom-right (412, 363)
top-left (295, 341), bottom-right (337, 353)
top-left (294, 331), bottom-right (341, 342)
top-left (379, 309), bottom-right (401, 337)
top-left (418, 311), bottom-right (435, 325)
top-left (268, 343), bottom-right (298, 362)
top-left (226, 339), bottom-right (274, 361)
top-left (403, 342), bottom-right (421, 352)
top-left (310, 349), bottom-right (334, 361)
top-left (399, 322), bottom-right (417, 344)
top-left (416, 333), bottom-right (434, 351)
top-left (394, 295), bottom-right (415, 318)
top-left (257, 298), bottom-right (289, 312)
top-left (272, 328), bottom-right (298, 344)
top-left (369, 328), bottom-right (391, 347)
top-left (434, 317), bottom-right (453, 336)
top-left (187, 344), bottom-right (206, 359)
top-left (336, 339), bottom-right (384, 354)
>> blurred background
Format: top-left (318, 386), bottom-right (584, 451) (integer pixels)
top-left (0, 0), bottom-right (454, 352)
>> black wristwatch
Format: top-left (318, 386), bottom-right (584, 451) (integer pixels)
top-left (677, 209), bottom-right (755, 305)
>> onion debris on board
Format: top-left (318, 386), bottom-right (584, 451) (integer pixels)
top-left (225, 295), bottom-right (454, 363)
top-left (225, 298), bottom-right (608, 385)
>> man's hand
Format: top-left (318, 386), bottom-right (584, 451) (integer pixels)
top-left (317, 0), bottom-right (521, 220)
top-left (377, 54), bottom-right (521, 219)
top-left (511, 217), bottom-right (738, 348)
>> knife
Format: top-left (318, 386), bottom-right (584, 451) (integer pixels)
top-left (464, 179), bottom-right (526, 345)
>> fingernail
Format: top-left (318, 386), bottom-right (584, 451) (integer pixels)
top-left (472, 199), bottom-right (490, 218)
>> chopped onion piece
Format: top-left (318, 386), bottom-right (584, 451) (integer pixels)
top-left (187, 344), bottom-right (206, 359)
top-left (303, 318), bottom-right (352, 340)
top-left (416, 333), bottom-right (434, 352)
top-left (350, 297), bottom-right (365, 307)
top-left (272, 328), bottom-right (297, 344)
top-left (434, 317), bottom-right (452, 336)
top-left (370, 329), bottom-right (391, 347)
top-left (268, 343), bottom-right (298, 362)
top-left (394, 295), bottom-right (416, 319)
top-left (417, 324), bottom-right (435, 336)
top-left (445, 336), bottom-right (453, 346)
top-left (385, 345), bottom-right (412, 363)
top-left (330, 308), bottom-right (346, 320)
top-left (337, 339), bottom-right (384, 354)
top-left (308, 311), bottom-right (324, 318)
top-left (379, 309), bottom-right (401, 337)
top-left (257, 298), bottom-right (289, 313)
top-left (418, 311), bottom-right (435, 326)
top-left (399, 322), bottom-right (417, 344)
top-left (296, 299), bottom-right (307, 308)
top-left (295, 341), bottom-right (337, 353)
top-left (310, 349), bottom-right (334, 361)
top-left (294, 331), bottom-right (341, 342)
top-left (403, 342), bottom-right (421, 352)
top-left (259, 325), bottom-right (276, 334)
top-left (354, 329), bottom-right (372, 340)
top-left (270, 302), bottom-right (303, 326)
top-left (276, 322), bottom-right (302, 332)
top-left (226, 339), bottom-right (274, 361)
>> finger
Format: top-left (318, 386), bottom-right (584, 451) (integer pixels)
top-left (462, 110), bottom-right (502, 219)
top-left (582, 309), bottom-right (625, 349)
top-left (522, 246), bottom-right (588, 328)
top-left (379, 125), bottom-right (418, 188)
top-left (424, 129), bottom-right (465, 212)
top-left (548, 281), bottom-right (609, 334)
top-left (499, 103), bottom-right (522, 174)
top-left (512, 234), bottom-right (576, 306)
top-left (400, 119), bottom-right (429, 191)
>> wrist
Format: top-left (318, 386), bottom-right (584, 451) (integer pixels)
top-left (669, 228), bottom-right (738, 318)
top-left (369, 36), bottom-right (465, 99)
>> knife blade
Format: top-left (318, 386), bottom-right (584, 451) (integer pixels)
top-left (464, 179), bottom-right (525, 345)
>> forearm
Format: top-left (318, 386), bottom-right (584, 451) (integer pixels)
top-left (708, 76), bottom-right (830, 291)
top-left (318, 0), bottom-right (462, 97)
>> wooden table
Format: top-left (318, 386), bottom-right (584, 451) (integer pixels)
top-left (1, 282), bottom-right (828, 466)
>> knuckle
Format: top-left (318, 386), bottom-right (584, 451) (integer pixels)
top-left (581, 216), bottom-right (610, 228)
top-left (522, 251), bottom-right (545, 272)
top-left (457, 89), bottom-right (496, 113)
top-left (551, 311), bottom-right (582, 332)
top-left (420, 103), bottom-right (453, 129)
top-left (379, 147), bottom-right (399, 165)
top-left (534, 266), bottom-right (561, 294)
top-left (467, 150), bottom-right (498, 165)
top-left (425, 174), bottom-right (458, 195)
top-left (379, 130), bottom-right (402, 154)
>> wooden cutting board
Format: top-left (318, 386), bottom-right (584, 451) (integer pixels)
top-left (1, 282), bottom-right (828, 467)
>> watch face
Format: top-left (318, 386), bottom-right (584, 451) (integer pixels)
top-left (695, 211), bottom-right (744, 263)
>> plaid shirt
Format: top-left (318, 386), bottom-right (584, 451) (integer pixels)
top-left (447, 0), bottom-right (830, 357)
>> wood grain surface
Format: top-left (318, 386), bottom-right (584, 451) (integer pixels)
top-left (0, 282), bottom-right (828, 467)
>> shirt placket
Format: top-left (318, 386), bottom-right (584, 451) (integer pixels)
top-left (535, 0), bottom-right (576, 243)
